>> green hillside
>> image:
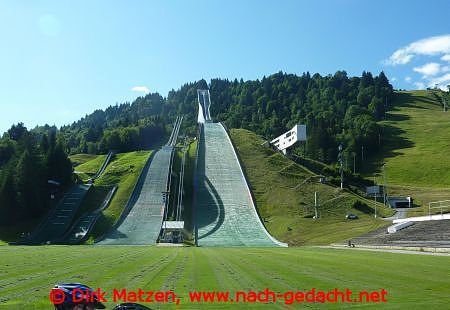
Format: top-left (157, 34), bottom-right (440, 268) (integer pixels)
top-left (229, 129), bottom-right (392, 246)
top-left (363, 90), bottom-right (450, 209)
top-left (70, 151), bottom-right (151, 240)
top-left (69, 153), bottom-right (101, 167)
top-left (72, 154), bottom-right (106, 182)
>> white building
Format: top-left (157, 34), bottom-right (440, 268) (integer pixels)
top-left (271, 124), bottom-right (307, 153)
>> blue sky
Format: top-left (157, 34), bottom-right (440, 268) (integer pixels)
top-left (0, 0), bottom-right (449, 134)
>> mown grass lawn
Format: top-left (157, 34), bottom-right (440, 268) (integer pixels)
top-left (72, 154), bottom-right (107, 182)
top-left (361, 90), bottom-right (450, 212)
top-left (0, 246), bottom-right (448, 309)
top-left (69, 154), bottom-right (101, 167)
top-left (364, 90), bottom-right (450, 188)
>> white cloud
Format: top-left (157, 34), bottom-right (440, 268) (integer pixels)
top-left (442, 54), bottom-right (450, 62)
top-left (428, 73), bottom-right (450, 90)
top-left (405, 76), bottom-right (412, 83)
top-left (413, 62), bottom-right (441, 76)
top-left (391, 77), bottom-right (397, 82)
top-left (442, 66), bottom-right (450, 73)
top-left (385, 34), bottom-right (450, 65)
top-left (414, 82), bottom-right (426, 90)
top-left (131, 86), bottom-right (150, 94)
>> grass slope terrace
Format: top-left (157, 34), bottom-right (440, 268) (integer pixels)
top-left (77, 151), bottom-right (152, 240)
top-left (229, 129), bottom-right (392, 246)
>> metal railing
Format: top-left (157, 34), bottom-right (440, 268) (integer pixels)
top-left (428, 199), bottom-right (450, 217)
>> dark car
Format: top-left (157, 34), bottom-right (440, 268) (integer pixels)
top-left (345, 213), bottom-right (358, 220)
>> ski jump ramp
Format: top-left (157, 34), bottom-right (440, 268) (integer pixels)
top-left (97, 117), bottom-right (182, 245)
top-left (194, 122), bottom-right (287, 247)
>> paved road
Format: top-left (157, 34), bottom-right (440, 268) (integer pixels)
top-left (384, 208), bottom-right (409, 221)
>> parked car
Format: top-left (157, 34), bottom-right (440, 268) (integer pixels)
top-left (345, 213), bottom-right (358, 220)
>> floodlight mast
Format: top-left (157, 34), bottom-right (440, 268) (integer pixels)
top-left (338, 144), bottom-right (343, 189)
top-left (374, 175), bottom-right (377, 218)
top-left (383, 163), bottom-right (387, 207)
top-left (314, 191), bottom-right (319, 219)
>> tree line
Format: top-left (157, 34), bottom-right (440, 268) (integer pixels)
top-left (61, 71), bottom-right (393, 165)
top-left (0, 70), bottom-right (393, 222)
top-left (0, 123), bottom-right (73, 222)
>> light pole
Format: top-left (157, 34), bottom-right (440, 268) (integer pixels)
top-left (374, 175), bottom-right (377, 218)
top-left (352, 152), bottom-right (356, 174)
top-left (314, 191), bottom-right (319, 219)
top-left (383, 163), bottom-right (387, 207)
top-left (338, 144), bottom-right (343, 189)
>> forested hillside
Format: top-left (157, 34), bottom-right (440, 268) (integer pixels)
top-left (0, 124), bottom-right (72, 223)
top-left (60, 71), bottom-right (393, 165)
top-left (0, 70), bottom-right (393, 223)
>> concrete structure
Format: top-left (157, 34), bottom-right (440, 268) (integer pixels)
top-left (387, 221), bottom-right (414, 234)
top-left (197, 89), bottom-right (212, 123)
top-left (393, 214), bottom-right (450, 224)
top-left (271, 124), bottom-right (306, 153)
top-left (387, 196), bottom-right (412, 208)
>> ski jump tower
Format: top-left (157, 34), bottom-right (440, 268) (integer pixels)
top-left (197, 89), bottom-right (212, 123)
top-left (194, 89), bottom-right (287, 247)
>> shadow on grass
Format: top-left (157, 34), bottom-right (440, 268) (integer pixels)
top-left (362, 124), bottom-right (415, 175)
top-left (393, 92), bottom-right (440, 110)
top-left (386, 113), bottom-right (410, 122)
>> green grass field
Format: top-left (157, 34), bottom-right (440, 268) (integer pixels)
top-left (0, 246), bottom-right (448, 309)
top-left (72, 154), bottom-right (107, 182)
top-left (366, 90), bottom-right (450, 187)
top-left (363, 90), bottom-right (450, 213)
top-left (230, 129), bottom-right (392, 245)
top-left (69, 154), bottom-right (101, 167)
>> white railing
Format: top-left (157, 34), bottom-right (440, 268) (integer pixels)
top-left (428, 199), bottom-right (450, 216)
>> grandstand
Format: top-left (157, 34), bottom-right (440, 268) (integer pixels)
top-left (344, 220), bottom-right (450, 248)
top-left (194, 122), bottom-right (287, 247)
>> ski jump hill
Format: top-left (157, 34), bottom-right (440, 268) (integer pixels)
top-left (97, 117), bottom-right (182, 245)
top-left (194, 89), bottom-right (287, 247)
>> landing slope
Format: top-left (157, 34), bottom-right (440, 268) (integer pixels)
top-left (18, 184), bottom-right (91, 244)
top-left (195, 123), bottom-right (286, 247)
top-left (97, 147), bottom-right (172, 245)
